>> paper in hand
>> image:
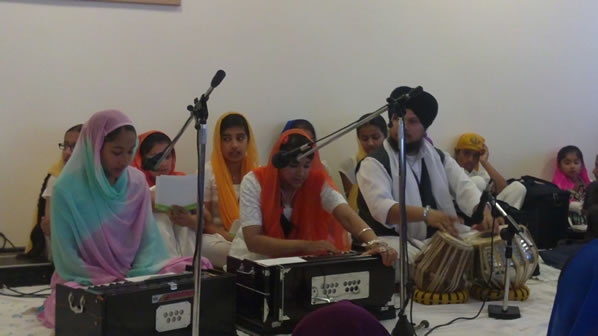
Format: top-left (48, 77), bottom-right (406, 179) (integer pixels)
top-left (154, 175), bottom-right (198, 212)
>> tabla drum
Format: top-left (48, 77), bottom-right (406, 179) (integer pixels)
top-left (413, 231), bottom-right (473, 294)
top-left (465, 225), bottom-right (538, 290)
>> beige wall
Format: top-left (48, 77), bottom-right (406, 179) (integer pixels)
top-left (1, 0), bottom-right (597, 246)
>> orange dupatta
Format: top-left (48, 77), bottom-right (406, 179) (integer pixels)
top-left (211, 112), bottom-right (259, 231)
top-left (252, 129), bottom-right (350, 252)
top-left (131, 130), bottom-right (185, 187)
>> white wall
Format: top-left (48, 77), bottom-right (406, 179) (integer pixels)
top-left (1, 0), bottom-right (597, 246)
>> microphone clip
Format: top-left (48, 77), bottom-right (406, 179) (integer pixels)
top-left (386, 86), bottom-right (423, 126)
top-left (187, 94), bottom-right (209, 124)
top-left (187, 70), bottom-right (226, 124)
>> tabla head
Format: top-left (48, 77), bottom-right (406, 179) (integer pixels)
top-left (436, 231), bottom-right (474, 250)
top-left (462, 228), bottom-right (500, 246)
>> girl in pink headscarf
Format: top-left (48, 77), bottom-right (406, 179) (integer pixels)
top-left (553, 146), bottom-right (591, 199)
top-left (553, 145), bottom-right (591, 226)
top-left (37, 110), bottom-right (211, 329)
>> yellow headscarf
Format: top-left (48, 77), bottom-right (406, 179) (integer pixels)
top-left (211, 112), bottom-right (259, 231)
top-left (455, 133), bottom-right (485, 170)
top-left (348, 137), bottom-right (367, 211)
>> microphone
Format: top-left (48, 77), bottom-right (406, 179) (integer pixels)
top-left (271, 143), bottom-right (313, 169)
top-left (389, 86), bottom-right (423, 105)
top-left (141, 152), bottom-right (163, 171)
top-left (145, 70), bottom-right (226, 172)
top-left (187, 70), bottom-right (226, 113)
top-left (206, 70), bottom-right (226, 98)
top-left (387, 86), bottom-right (424, 127)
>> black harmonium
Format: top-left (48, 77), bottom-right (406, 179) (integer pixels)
top-left (0, 253), bottom-right (54, 287)
top-left (227, 251), bottom-right (395, 335)
top-left (56, 270), bottom-right (236, 336)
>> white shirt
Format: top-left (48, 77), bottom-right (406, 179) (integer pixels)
top-left (406, 154), bottom-right (422, 181)
top-left (239, 171), bottom-right (347, 229)
top-left (466, 165), bottom-right (491, 184)
top-left (203, 162), bottom-right (240, 230)
top-left (357, 140), bottom-right (481, 236)
top-left (41, 175), bottom-right (57, 199)
top-left (339, 157), bottom-right (358, 185)
top-left (465, 165), bottom-right (491, 192)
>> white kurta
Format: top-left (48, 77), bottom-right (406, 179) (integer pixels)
top-left (339, 156), bottom-right (358, 185)
top-left (153, 163), bottom-right (238, 268)
top-left (229, 171), bottom-right (346, 260)
top-left (465, 165), bottom-right (527, 210)
top-left (357, 139), bottom-right (482, 240)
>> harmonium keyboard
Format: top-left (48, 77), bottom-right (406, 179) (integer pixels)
top-left (227, 251), bottom-right (396, 335)
top-left (55, 270), bottom-right (236, 336)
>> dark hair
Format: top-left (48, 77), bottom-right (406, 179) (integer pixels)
top-left (65, 124), bottom-right (83, 135)
top-left (104, 125), bottom-right (136, 143)
top-left (585, 206), bottom-right (598, 241)
top-left (557, 145), bottom-right (584, 165)
top-left (139, 132), bottom-right (171, 158)
top-left (288, 119), bottom-right (316, 140)
top-left (356, 113), bottom-right (388, 138)
top-left (279, 133), bottom-right (315, 163)
top-left (221, 114), bottom-right (250, 140)
top-left (583, 182), bottom-right (598, 211)
top-left (582, 182), bottom-right (598, 241)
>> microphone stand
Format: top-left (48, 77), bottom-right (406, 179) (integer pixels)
top-left (148, 80), bottom-right (222, 336)
top-left (296, 89), bottom-right (423, 336)
top-left (144, 116), bottom-right (195, 171)
top-left (487, 193), bottom-right (527, 320)
top-left (189, 94), bottom-right (209, 336)
top-left (387, 95), bottom-right (416, 336)
top-left (295, 106), bottom-right (389, 156)
top-left (144, 70), bottom-right (225, 173)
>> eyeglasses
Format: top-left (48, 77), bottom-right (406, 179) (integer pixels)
top-left (58, 143), bottom-right (76, 151)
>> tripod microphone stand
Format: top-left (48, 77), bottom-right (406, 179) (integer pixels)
top-left (486, 193), bottom-right (530, 320)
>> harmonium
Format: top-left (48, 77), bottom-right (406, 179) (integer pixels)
top-left (55, 270), bottom-right (236, 336)
top-left (227, 251), bottom-right (396, 335)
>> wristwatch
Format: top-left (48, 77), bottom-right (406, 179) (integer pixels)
top-left (422, 205), bottom-right (431, 224)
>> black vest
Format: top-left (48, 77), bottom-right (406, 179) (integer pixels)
top-left (356, 144), bottom-right (445, 239)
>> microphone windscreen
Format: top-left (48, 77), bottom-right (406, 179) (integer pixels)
top-left (141, 152), bottom-right (163, 171)
top-left (211, 70), bottom-right (226, 88)
top-left (390, 86), bottom-right (423, 100)
top-left (141, 158), bottom-right (155, 171)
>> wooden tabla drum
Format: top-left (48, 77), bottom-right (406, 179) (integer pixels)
top-left (413, 231), bottom-right (473, 293)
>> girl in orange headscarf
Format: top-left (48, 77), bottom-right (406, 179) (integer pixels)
top-left (131, 131), bottom-right (185, 187)
top-left (229, 129), bottom-right (396, 266)
top-left (168, 112), bottom-right (259, 267)
top-left (131, 131), bottom-right (192, 258)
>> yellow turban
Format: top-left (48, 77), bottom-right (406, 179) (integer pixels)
top-left (455, 133), bottom-right (485, 152)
